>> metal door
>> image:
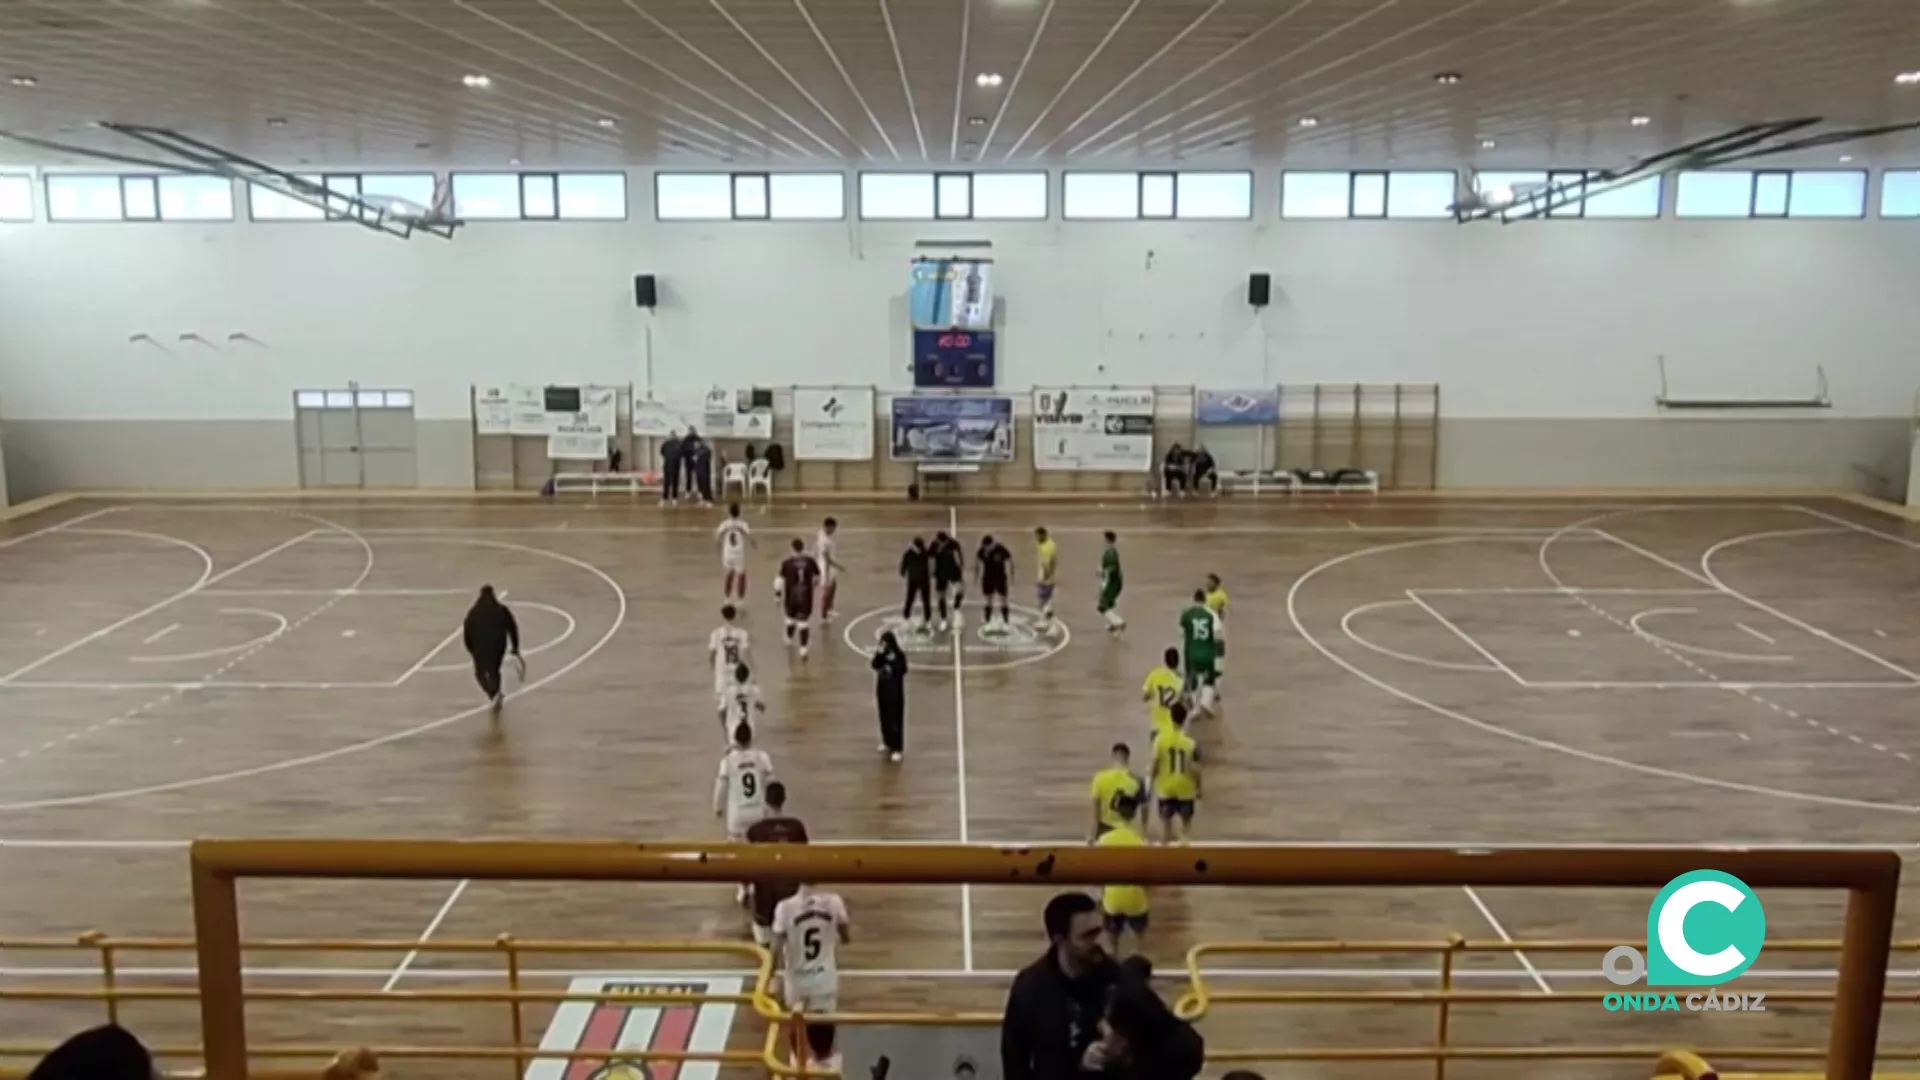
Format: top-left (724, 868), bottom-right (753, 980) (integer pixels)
top-left (294, 386), bottom-right (418, 489)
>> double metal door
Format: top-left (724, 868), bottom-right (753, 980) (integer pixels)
top-left (295, 385), bottom-right (418, 488)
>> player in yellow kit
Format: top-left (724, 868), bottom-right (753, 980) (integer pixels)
top-left (1151, 703), bottom-right (1203, 845)
top-left (1088, 742), bottom-right (1145, 842)
top-left (1141, 647), bottom-right (1184, 740)
top-left (1095, 791), bottom-right (1150, 955)
top-left (1033, 527), bottom-right (1060, 630)
top-left (1204, 573), bottom-right (1229, 671)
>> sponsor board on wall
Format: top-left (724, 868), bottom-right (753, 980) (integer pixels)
top-left (632, 390), bottom-right (709, 438)
top-left (1032, 387), bottom-right (1156, 471)
top-left (525, 974), bottom-right (740, 1080)
top-left (792, 387), bottom-right (876, 461)
top-left (475, 386), bottom-right (514, 435)
top-left (890, 396), bottom-right (1015, 462)
top-left (508, 384), bottom-right (550, 436)
top-left (545, 386), bottom-right (617, 459)
top-left (703, 388), bottom-right (775, 439)
top-left (1196, 388), bottom-right (1280, 425)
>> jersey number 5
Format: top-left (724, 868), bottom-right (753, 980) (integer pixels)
top-left (802, 925), bottom-right (823, 962)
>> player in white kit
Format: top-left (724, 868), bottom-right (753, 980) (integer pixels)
top-left (717, 663), bottom-right (766, 739)
top-left (714, 722), bottom-right (775, 903)
top-left (772, 884), bottom-right (852, 1071)
top-left (708, 605), bottom-right (752, 713)
top-left (715, 502), bottom-right (753, 603)
top-left (815, 517), bottom-right (842, 622)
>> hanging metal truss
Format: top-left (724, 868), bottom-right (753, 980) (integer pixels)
top-left (1451, 117), bottom-right (1920, 224)
top-left (0, 123), bottom-right (462, 239)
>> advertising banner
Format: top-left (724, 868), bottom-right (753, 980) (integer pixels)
top-left (793, 387), bottom-right (875, 461)
top-left (1032, 387), bottom-right (1156, 471)
top-left (1196, 388), bottom-right (1280, 425)
top-left (890, 396), bottom-right (1014, 462)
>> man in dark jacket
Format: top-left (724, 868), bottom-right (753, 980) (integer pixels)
top-left (660, 431), bottom-right (683, 503)
top-left (1001, 892), bottom-right (1119, 1080)
top-left (693, 436), bottom-right (716, 505)
top-left (462, 585), bottom-right (521, 711)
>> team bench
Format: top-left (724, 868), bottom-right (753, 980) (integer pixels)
top-left (549, 471), bottom-right (660, 498)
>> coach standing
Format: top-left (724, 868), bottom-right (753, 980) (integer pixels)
top-left (871, 630), bottom-right (909, 762)
top-left (462, 585), bottom-right (521, 712)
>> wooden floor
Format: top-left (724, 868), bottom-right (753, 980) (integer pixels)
top-left (4, 495), bottom-right (1920, 1079)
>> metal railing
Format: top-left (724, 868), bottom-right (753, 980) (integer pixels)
top-left (1, 841), bottom-right (1900, 1079)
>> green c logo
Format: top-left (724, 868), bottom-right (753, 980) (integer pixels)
top-left (1645, 870), bottom-right (1767, 986)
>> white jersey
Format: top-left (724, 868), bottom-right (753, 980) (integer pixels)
top-left (774, 888), bottom-right (849, 1012)
top-left (716, 518), bottom-right (752, 567)
top-left (815, 531), bottom-right (839, 584)
top-left (721, 680), bottom-right (763, 728)
top-left (709, 625), bottom-right (751, 689)
top-left (714, 746), bottom-right (774, 836)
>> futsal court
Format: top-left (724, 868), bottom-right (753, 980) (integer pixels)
top-left (3, 494), bottom-right (1920, 1077)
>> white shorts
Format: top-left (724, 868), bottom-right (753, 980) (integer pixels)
top-left (785, 982), bottom-right (838, 1016)
top-left (723, 549), bottom-right (746, 573)
top-left (725, 812), bottom-right (762, 842)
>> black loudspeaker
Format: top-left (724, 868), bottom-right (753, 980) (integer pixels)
top-left (1247, 272), bottom-right (1271, 308)
top-left (633, 274), bottom-right (657, 308)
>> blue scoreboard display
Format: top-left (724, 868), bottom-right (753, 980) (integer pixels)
top-left (913, 329), bottom-right (995, 388)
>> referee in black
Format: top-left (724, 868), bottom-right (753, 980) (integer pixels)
top-left (462, 585), bottom-right (521, 711)
top-left (900, 536), bottom-right (934, 627)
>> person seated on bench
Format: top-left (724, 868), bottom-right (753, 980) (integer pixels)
top-left (1162, 444), bottom-right (1192, 497)
top-left (1189, 446), bottom-right (1218, 495)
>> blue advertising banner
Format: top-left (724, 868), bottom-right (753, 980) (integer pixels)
top-left (1196, 388), bottom-right (1280, 425)
top-left (890, 396), bottom-right (1015, 462)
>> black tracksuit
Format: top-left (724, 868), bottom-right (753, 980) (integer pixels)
top-left (462, 598), bottom-right (521, 699)
top-left (1000, 950), bottom-right (1118, 1080)
top-left (661, 436), bottom-right (683, 500)
top-left (872, 644), bottom-right (909, 753)
top-left (900, 544), bottom-right (933, 621)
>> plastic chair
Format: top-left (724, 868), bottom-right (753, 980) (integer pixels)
top-left (747, 458), bottom-right (774, 501)
top-left (721, 461), bottom-right (749, 498)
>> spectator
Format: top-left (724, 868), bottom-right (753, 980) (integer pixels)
top-left (27, 1025), bottom-right (154, 1080)
top-left (661, 430), bottom-right (684, 504)
top-left (462, 584), bottom-right (522, 711)
top-left (1001, 892), bottom-right (1119, 1080)
top-left (1083, 964), bottom-right (1204, 1080)
top-left (1161, 444), bottom-right (1190, 497)
top-left (693, 435), bottom-right (716, 504)
top-left (1189, 445), bottom-right (1217, 495)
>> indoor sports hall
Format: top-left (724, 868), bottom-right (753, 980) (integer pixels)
top-left (2, 2), bottom-right (1920, 1079)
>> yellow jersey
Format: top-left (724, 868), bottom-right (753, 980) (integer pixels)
top-left (1036, 538), bottom-right (1058, 584)
top-left (1095, 824), bottom-right (1149, 916)
top-left (1205, 587), bottom-right (1228, 621)
top-left (1153, 728), bottom-right (1201, 801)
top-left (1089, 766), bottom-right (1144, 830)
top-left (1141, 665), bottom-right (1184, 737)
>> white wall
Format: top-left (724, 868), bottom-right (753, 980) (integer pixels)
top-left (0, 171), bottom-right (1916, 425)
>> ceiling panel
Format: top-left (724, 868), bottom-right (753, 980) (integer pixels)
top-left (0, 0), bottom-right (1913, 167)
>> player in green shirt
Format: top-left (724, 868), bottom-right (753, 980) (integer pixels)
top-left (1179, 589), bottom-right (1221, 715)
top-left (1097, 530), bottom-right (1126, 633)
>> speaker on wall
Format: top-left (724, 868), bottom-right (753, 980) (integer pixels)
top-left (1247, 272), bottom-right (1271, 308)
top-left (633, 274), bottom-right (658, 308)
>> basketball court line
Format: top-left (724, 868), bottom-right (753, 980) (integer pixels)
top-left (0, 506), bottom-right (117, 548)
top-left (197, 588), bottom-right (473, 597)
top-left (0, 529), bottom-right (318, 686)
top-left (7, 837), bottom-right (1920, 851)
top-left (382, 879), bottom-right (469, 992)
top-left (1400, 592), bottom-right (1527, 685)
top-left (1596, 525), bottom-right (1920, 685)
top-left (1340, 599), bottom-right (1499, 673)
top-left (951, 503), bottom-right (975, 974)
top-left (1461, 885), bottom-right (1553, 994)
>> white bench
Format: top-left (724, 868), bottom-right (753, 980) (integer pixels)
top-left (915, 461), bottom-right (980, 496)
top-left (551, 471), bottom-right (659, 499)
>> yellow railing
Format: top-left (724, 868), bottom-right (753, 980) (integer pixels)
top-left (1, 841), bottom-right (1901, 1079)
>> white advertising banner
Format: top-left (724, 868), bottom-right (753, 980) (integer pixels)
top-left (544, 386), bottom-right (616, 459)
top-left (475, 386), bottom-right (513, 435)
top-left (632, 390), bottom-right (707, 438)
top-left (507, 384), bottom-right (548, 436)
top-left (792, 387), bottom-right (875, 461)
top-left (1032, 387), bottom-right (1156, 471)
top-left (702, 388), bottom-right (774, 439)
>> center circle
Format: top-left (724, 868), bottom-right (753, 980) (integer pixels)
top-left (840, 604), bottom-right (1071, 671)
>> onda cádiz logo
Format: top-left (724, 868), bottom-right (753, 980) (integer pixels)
top-left (1602, 870), bottom-right (1768, 1013)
